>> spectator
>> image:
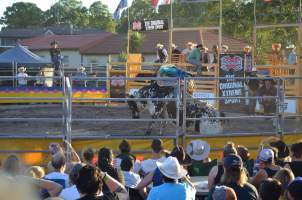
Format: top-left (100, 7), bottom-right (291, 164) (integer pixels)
top-left (270, 140), bottom-right (290, 166)
top-left (271, 43), bottom-right (283, 65)
top-left (97, 147), bottom-right (124, 194)
top-left (121, 156), bottom-right (141, 189)
top-left (221, 45), bottom-right (229, 54)
top-left (137, 145), bottom-right (192, 198)
top-left (251, 148), bottom-right (281, 188)
top-left (274, 168), bottom-right (295, 196)
top-left (287, 45), bottom-right (297, 65)
top-left (50, 40), bottom-right (62, 75)
top-left (44, 153), bottom-right (69, 189)
top-left (286, 141), bottom-right (302, 177)
top-left (236, 145), bottom-right (254, 176)
top-left (26, 166), bottom-right (45, 179)
top-left (188, 44), bottom-right (203, 76)
top-left (259, 178), bottom-right (282, 200)
top-left (115, 139), bottom-right (136, 169)
top-left (35, 70), bottom-right (45, 86)
top-left (201, 47), bottom-right (209, 64)
top-left (139, 138), bottom-right (167, 175)
top-left (212, 185), bottom-right (237, 200)
top-left (245, 70), bottom-right (260, 115)
top-left (3, 155), bottom-right (21, 176)
top-left (147, 156), bottom-right (196, 200)
top-left (257, 77), bottom-right (277, 115)
top-left (209, 45), bottom-right (219, 64)
top-left (155, 43), bottom-right (168, 63)
top-left (83, 148), bottom-right (95, 166)
top-left (59, 163), bottom-right (84, 200)
top-left (209, 154), bottom-right (258, 200)
top-left (75, 165), bottom-right (127, 200)
top-left (17, 67), bottom-right (28, 86)
top-left (181, 42), bottom-right (194, 59)
top-left (286, 177), bottom-right (302, 200)
top-left (172, 43), bottom-right (181, 54)
top-left (187, 140), bottom-right (217, 176)
top-left (75, 66), bottom-right (87, 87)
top-left (243, 45), bottom-right (253, 73)
top-left (208, 142), bottom-right (238, 189)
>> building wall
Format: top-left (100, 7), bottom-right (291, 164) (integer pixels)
top-left (32, 49), bottom-right (82, 68)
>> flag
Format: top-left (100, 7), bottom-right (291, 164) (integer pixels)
top-left (151, 0), bottom-right (171, 7)
top-left (113, 0), bottom-right (133, 20)
top-left (151, 0), bottom-right (171, 13)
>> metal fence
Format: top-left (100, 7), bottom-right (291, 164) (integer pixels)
top-left (0, 75), bottom-right (301, 142)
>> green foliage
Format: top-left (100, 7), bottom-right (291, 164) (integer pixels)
top-left (88, 1), bottom-right (116, 32)
top-left (129, 32), bottom-right (144, 53)
top-left (0, 2), bottom-right (44, 28)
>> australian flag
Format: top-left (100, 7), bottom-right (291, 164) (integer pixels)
top-left (113, 0), bottom-right (129, 20)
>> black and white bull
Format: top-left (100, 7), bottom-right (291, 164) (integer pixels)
top-left (127, 81), bottom-right (224, 135)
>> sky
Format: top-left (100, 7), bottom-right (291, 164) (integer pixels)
top-left (0, 0), bottom-right (120, 17)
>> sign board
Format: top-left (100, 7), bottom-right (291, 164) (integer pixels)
top-left (193, 92), bottom-right (215, 105)
top-left (181, 0), bottom-right (219, 3)
top-left (132, 19), bottom-right (169, 32)
top-left (219, 54), bottom-right (245, 111)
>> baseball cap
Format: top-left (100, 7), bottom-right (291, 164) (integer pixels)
top-left (259, 148), bottom-right (274, 162)
top-left (223, 154), bottom-right (243, 169)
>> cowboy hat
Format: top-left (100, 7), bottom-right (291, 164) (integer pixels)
top-left (286, 44), bottom-right (296, 49)
top-left (244, 45), bottom-right (252, 49)
top-left (171, 43), bottom-right (177, 48)
top-left (50, 40), bottom-right (58, 45)
top-left (79, 66), bottom-right (85, 71)
top-left (156, 43), bottom-right (164, 48)
top-left (222, 45), bottom-right (229, 50)
top-left (186, 42), bottom-right (193, 46)
top-left (156, 156), bottom-right (187, 180)
top-left (186, 140), bottom-right (210, 161)
top-left (18, 67), bottom-right (26, 72)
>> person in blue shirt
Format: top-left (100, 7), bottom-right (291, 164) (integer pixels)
top-left (287, 45), bottom-right (297, 65)
top-left (147, 156), bottom-right (196, 200)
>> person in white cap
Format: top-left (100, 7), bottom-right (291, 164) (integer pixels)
top-left (182, 42), bottom-right (194, 60)
top-left (172, 43), bottom-right (181, 54)
top-left (250, 148), bottom-right (281, 188)
top-left (155, 43), bottom-right (168, 63)
top-left (147, 156), bottom-right (196, 200)
top-left (187, 140), bottom-right (216, 176)
top-left (17, 66), bottom-right (28, 86)
top-left (287, 44), bottom-right (297, 65)
top-left (221, 45), bottom-right (229, 54)
top-left (75, 65), bottom-right (87, 87)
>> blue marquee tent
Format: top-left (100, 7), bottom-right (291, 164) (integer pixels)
top-left (0, 44), bottom-right (50, 65)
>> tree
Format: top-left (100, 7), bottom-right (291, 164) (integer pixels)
top-left (116, 0), bottom-right (157, 33)
top-left (0, 2), bottom-right (44, 28)
top-left (44, 0), bottom-right (89, 28)
top-left (88, 1), bottom-right (116, 32)
top-left (129, 32), bottom-right (144, 53)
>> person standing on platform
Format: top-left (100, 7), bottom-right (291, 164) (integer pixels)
top-left (50, 40), bottom-right (62, 76)
top-left (287, 45), bottom-right (297, 65)
top-left (188, 44), bottom-right (203, 76)
top-left (155, 43), bottom-right (168, 63)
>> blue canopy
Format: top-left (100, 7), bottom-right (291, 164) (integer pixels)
top-left (0, 44), bottom-right (50, 65)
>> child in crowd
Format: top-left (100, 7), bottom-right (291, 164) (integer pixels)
top-left (121, 156), bottom-right (141, 189)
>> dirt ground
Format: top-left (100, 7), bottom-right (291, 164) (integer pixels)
top-left (0, 104), bottom-right (301, 137)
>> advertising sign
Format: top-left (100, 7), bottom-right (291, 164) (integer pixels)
top-left (132, 19), bottom-right (169, 31)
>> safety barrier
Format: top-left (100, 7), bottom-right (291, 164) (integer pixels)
top-left (0, 76), bottom-right (302, 165)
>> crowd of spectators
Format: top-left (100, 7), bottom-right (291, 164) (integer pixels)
top-left (0, 136), bottom-right (302, 200)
